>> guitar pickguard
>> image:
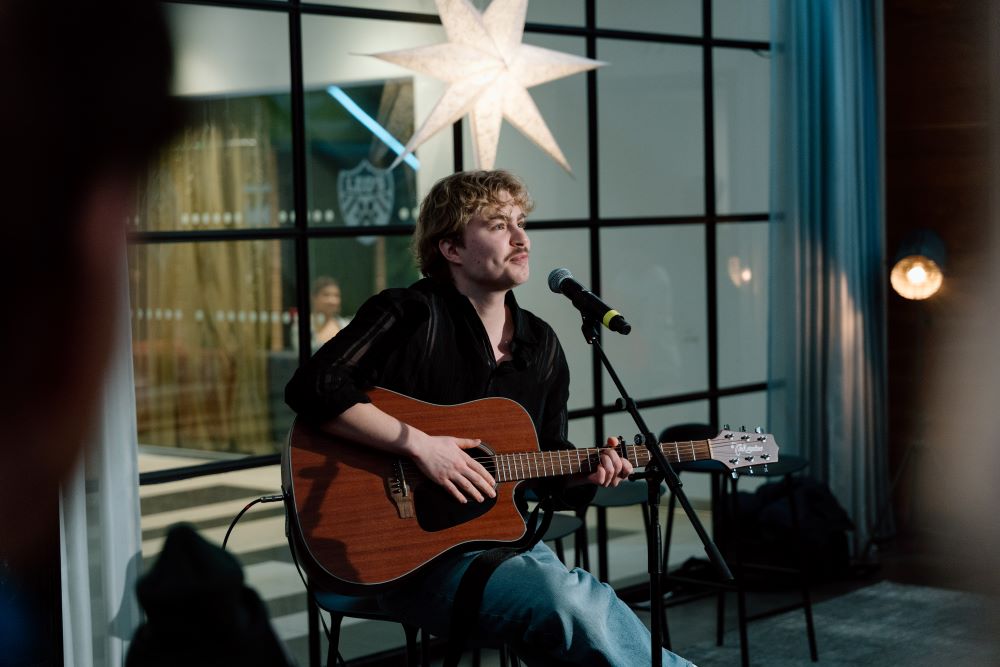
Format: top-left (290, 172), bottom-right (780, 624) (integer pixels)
top-left (414, 445), bottom-right (500, 532)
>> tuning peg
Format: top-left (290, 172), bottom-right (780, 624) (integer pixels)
top-left (723, 423), bottom-right (730, 431)
top-left (740, 425), bottom-right (747, 432)
top-left (617, 435), bottom-right (626, 447)
top-left (763, 464), bottom-right (769, 474)
top-left (754, 426), bottom-right (763, 434)
top-left (748, 466), bottom-right (755, 475)
top-left (730, 470), bottom-right (739, 480)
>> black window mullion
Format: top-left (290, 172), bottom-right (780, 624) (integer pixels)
top-left (584, 0), bottom-right (606, 445)
top-left (288, 0), bottom-right (312, 364)
top-left (702, 0), bottom-right (720, 430)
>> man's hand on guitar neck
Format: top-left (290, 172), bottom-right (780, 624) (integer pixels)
top-left (566, 436), bottom-right (634, 489)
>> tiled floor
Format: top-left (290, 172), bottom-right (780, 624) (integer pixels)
top-left (138, 448), bottom-right (727, 665)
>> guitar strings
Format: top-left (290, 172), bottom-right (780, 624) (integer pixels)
top-left (391, 443), bottom-right (719, 480)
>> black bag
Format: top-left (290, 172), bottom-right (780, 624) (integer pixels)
top-left (126, 524), bottom-right (291, 667)
top-left (731, 476), bottom-right (854, 584)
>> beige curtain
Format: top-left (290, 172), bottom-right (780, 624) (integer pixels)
top-left (132, 106), bottom-right (283, 455)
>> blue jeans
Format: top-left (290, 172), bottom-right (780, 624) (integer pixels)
top-left (378, 542), bottom-right (694, 666)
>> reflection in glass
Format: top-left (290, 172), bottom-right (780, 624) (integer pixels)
top-left (144, 4), bottom-right (292, 231)
top-left (714, 48), bottom-right (770, 214)
top-left (306, 236), bottom-right (421, 343)
top-left (305, 81), bottom-right (419, 229)
top-left (600, 226), bottom-right (708, 400)
top-left (129, 241), bottom-right (296, 455)
top-left (717, 223), bottom-right (768, 387)
top-left (302, 15), bottom-right (453, 213)
top-left (597, 40), bottom-right (704, 218)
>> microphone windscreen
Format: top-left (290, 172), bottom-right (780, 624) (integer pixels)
top-left (548, 267), bottom-right (573, 293)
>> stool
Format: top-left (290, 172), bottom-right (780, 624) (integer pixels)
top-left (660, 425), bottom-right (818, 667)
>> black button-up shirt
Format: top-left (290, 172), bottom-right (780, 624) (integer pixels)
top-left (285, 277), bottom-right (593, 508)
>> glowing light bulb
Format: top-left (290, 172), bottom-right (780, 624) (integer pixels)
top-left (905, 262), bottom-right (928, 286)
top-left (891, 256), bottom-right (943, 300)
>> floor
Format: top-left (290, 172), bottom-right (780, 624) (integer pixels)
top-left (137, 448), bottom-right (945, 666)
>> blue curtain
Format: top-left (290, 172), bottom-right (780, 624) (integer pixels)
top-left (768, 0), bottom-right (889, 554)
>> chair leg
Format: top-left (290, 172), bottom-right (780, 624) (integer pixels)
top-left (661, 602), bottom-right (672, 650)
top-left (554, 536), bottom-right (566, 565)
top-left (420, 627), bottom-right (430, 667)
top-left (472, 646), bottom-right (481, 667)
top-left (326, 613), bottom-right (344, 667)
top-left (575, 506), bottom-right (590, 570)
top-left (403, 624), bottom-right (420, 667)
top-left (597, 506), bottom-right (609, 582)
top-left (785, 473), bottom-right (819, 661)
top-left (307, 595), bottom-right (321, 667)
top-left (715, 590), bottom-right (726, 646)
top-left (662, 489), bottom-right (677, 576)
top-left (499, 645), bottom-right (509, 667)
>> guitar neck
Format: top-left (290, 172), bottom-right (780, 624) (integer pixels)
top-left (492, 440), bottom-right (711, 483)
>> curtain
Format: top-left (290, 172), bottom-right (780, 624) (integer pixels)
top-left (60, 262), bottom-right (143, 666)
top-left (132, 103), bottom-right (283, 455)
top-left (768, 0), bottom-right (889, 554)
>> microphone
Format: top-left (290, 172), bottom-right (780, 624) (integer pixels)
top-left (548, 268), bottom-right (631, 335)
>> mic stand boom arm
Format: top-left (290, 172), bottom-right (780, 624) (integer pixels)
top-left (578, 317), bottom-right (732, 667)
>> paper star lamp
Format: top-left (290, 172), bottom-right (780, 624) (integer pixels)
top-left (370, 0), bottom-right (604, 172)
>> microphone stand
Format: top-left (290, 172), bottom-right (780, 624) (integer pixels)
top-left (578, 316), bottom-right (733, 666)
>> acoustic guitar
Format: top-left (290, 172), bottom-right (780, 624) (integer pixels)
top-left (282, 387), bottom-right (779, 594)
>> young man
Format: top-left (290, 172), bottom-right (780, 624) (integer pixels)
top-left (285, 170), bottom-right (693, 665)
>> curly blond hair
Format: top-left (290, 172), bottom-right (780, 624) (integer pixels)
top-left (412, 170), bottom-right (534, 280)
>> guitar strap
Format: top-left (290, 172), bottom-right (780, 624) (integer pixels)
top-left (442, 497), bottom-right (553, 667)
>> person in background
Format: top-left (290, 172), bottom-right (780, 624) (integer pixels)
top-left (0, 0), bottom-right (176, 661)
top-left (311, 276), bottom-right (351, 347)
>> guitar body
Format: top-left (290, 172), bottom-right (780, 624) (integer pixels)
top-left (283, 388), bottom-right (536, 594)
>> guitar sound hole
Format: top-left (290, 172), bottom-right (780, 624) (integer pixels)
top-left (415, 445), bottom-right (498, 533)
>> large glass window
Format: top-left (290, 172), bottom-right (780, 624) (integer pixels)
top-left (133, 2), bottom-right (772, 661)
top-left (597, 40), bottom-right (705, 218)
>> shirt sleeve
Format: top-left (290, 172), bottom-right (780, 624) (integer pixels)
top-left (284, 289), bottom-right (427, 423)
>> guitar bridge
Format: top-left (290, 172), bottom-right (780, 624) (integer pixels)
top-left (388, 459), bottom-right (415, 519)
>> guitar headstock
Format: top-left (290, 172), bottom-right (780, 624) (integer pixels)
top-left (709, 426), bottom-right (779, 475)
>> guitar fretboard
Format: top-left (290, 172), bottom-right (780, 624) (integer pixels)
top-left (491, 440), bottom-right (712, 483)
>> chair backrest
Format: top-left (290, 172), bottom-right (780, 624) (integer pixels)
top-left (658, 422), bottom-right (717, 445)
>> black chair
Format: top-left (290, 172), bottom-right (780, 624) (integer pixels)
top-left (659, 423), bottom-right (819, 667)
top-left (309, 590), bottom-right (425, 667)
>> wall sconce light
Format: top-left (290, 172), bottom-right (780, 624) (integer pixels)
top-left (889, 229), bottom-right (946, 300)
